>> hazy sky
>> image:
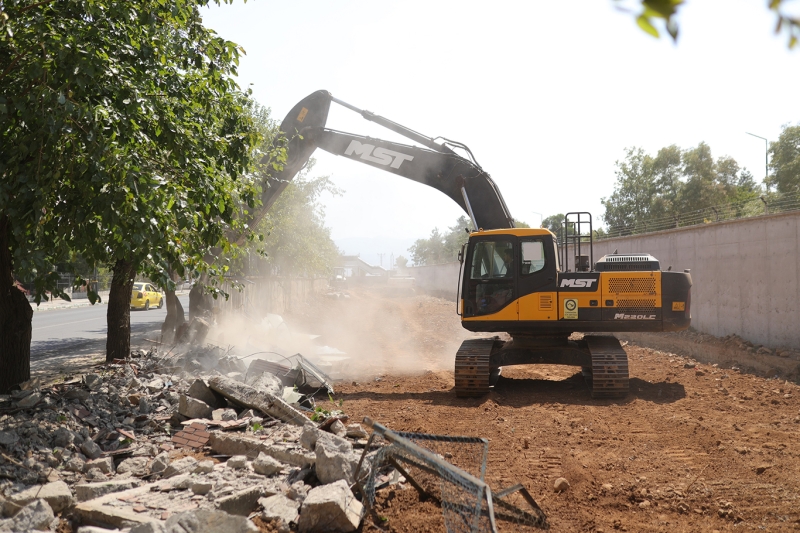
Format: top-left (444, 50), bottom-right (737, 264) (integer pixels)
top-left (202, 1), bottom-right (799, 265)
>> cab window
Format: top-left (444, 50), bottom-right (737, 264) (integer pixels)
top-left (133, 283), bottom-right (144, 291)
top-left (470, 241), bottom-right (514, 280)
top-left (520, 240), bottom-right (546, 275)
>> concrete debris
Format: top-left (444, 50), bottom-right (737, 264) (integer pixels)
top-left (165, 509), bottom-right (258, 533)
top-left (6, 481), bottom-right (75, 513)
top-left (208, 376), bottom-right (308, 426)
top-left (0, 341), bottom-right (370, 533)
top-left (298, 480), bottom-right (363, 533)
top-left (0, 498), bottom-right (54, 531)
top-left (178, 395), bottom-right (213, 419)
top-left (259, 494), bottom-right (300, 527)
top-left (76, 478), bottom-right (141, 502)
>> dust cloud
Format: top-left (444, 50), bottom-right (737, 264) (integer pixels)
top-left (205, 286), bottom-right (470, 382)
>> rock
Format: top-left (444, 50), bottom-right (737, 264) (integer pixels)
top-left (345, 424), bottom-right (367, 439)
top-left (298, 480), bottom-right (363, 533)
top-left (601, 483), bottom-right (614, 491)
top-left (300, 424), bottom-right (318, 451)
top-left (130, 523), bottom-right (166, 533)
top-left (329, 419), bottom-right (347, 437)
top-left (193, 460), bottom-right (214, 474)
top-left (226, 455), bottom-right (248, 469)
top-left (208, 376), bottom-right (307, 426)
top-left (238, 409), bottom-right (257, 420)
top-left (260, 494), bottom-right (300, 526)
top-left (208, 432), bottom-right (315, 468)
top-left (756, 346), bottom-right (773, 355)
top-left (179, 395), bottom-right (213, 419)
top-left (85, 457), bottom-right (115, 475)
top-left (149, 452), bottom-right (170, 474)
top-left (81, 440), bottom-right (103, 460)
top-left (85, 467), bottom-right (106, 481)
top-left (639, 500), bottom-right (651, 508)
top-left (756, 464), bottom-right (771, 475)
top-left (146, 378), bottom-right (165, 393)
top-left (315, 432), bottom-right (358, 484)
top-left (683, 363), bottom-right (696, 369)
top-left (73, 483), bottom-right (160, 528)
top-left (7, 481), bottom-right (75, 513)
top-left (253, 452), bottom-right (283, 477)
top-left (163, 456), bottom-right (197, 478)
top-left (117, 456), bottom-right (149, 475)
top-left (53, 427), bottom-right (74, 448)
top-left (139, 397), bottom-right (152, 414)
top-left (187, 379), bottom-right (221, 408)
top-left (216, 485), bottom-right (267, 516)
top-left (191, 481), bottom-right (213, 495)
top-left (165, 508), bottom-right (258, 533)
top-left (212, 408), bottom-right (238, 421)
top-left (246, 372), bottom-right (283, 396)
top-left (84, 374), bottom-right (103, 391)
top-left (66, 457), bottom-right (86, 472)
top-left (0, 431), bottom-right (19, 447)
top-left (553, 477), bottom-right (570, 492)
top-left (17, 392), bottom-right (42, 408)
top-left (76, 479), bottom-right (141, 502)
top-left (7, 499), bottom-right (54, 531)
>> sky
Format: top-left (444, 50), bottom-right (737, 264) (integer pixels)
top-left (202, 0), bottom-right (799, 267)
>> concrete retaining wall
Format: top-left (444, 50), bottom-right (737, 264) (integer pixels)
top-left (407, 211), bottom-right (800, 350)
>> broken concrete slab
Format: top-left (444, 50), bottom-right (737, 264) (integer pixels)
top-left (165, 508), bottom-right (258, 533)
top-left (1, 499), bottom-right (53, 531)
top-left (215, 485), bottom-right (267, 516)
top-left (17, 392), bottom-right (43, 408)
top-left (85, 457), bottom-right (115, 475)
top-left (208, 433), bottom-right (314, 468)
top-left (186, 379), bottom-right (221, 408)
top-left (162, 456), bottom-right (197, 478)
top-left (259, 494), bottom-right (299, 527)
top-left (80, 439), bottom-right (103, 460)
top-left (211, 408), bottom-right (237, 421)
top-left (315, 438), bottom-right (359, 485)
top-left (74, 484), bottom-right (162, 529)
top-left (7, 480), bottom-right (75, 514)
top-left (244, 372), bottom-right (283, 396)
top-left (226, 455), bottom-right (248, 470)
top-left (178, 395), bottom-right (213, 419)
top-left (298, 479), bottom-right (363, 533)
top-left (117, 456), bottom-right (149, 475)
top-left (252, 452), bottom-right (283, 477)
top-left (208, 376), bottom-right (307, 426)
top-left (76, 478), bottom-right (141, 502)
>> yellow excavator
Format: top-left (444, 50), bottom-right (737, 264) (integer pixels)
top-left (265, 91), bottom-right (692, 398)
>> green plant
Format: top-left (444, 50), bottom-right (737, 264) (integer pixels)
top-left (251, 422), bottom-right (263, 432)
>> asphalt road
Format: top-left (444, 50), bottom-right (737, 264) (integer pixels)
top-left (30, 296), bottom-right (189, 368)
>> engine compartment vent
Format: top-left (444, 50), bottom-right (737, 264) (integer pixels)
top-left (594, 253), bottom-right (660, 272)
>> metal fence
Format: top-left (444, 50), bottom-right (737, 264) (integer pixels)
top-left (601, 190), bottom-right (800, 239)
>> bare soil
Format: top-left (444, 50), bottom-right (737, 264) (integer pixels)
top-left (286, 286), bottom-right (800, 533)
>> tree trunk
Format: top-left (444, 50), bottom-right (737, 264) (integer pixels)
top-left (106, 259), bottom-right (136, 362)
top-left (0, 217), bottom-right (33, 393)
top-left (161, 288), bottom-right (185, 343)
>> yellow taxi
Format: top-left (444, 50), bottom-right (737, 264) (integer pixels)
top-left (130, 282), bottom-right (163, 311)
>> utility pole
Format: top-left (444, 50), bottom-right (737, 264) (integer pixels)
top-left (377, 252), bottom-right (385, 268)
top-left (746, 132), bottom-right (769, 192)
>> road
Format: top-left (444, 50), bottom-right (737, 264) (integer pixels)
top-left (30, 296), bottom-right (189, 376)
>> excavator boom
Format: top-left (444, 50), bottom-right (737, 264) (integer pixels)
top-left (262, 90), bottom-right (514, 230)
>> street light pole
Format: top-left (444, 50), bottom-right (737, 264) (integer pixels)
top-left (531, 211), bottom-right (543, 227)
top-left (745, 132), bottom-right (769, 192)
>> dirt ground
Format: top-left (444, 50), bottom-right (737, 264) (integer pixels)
top-left (286, 286), bottom-right (800, 533)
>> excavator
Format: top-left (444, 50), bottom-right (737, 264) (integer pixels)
top-left (263, 90), bottom-right (692, 399)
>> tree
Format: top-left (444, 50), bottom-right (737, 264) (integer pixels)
top-left (619, 0), bottom-right (800, 48)
top-left (769, 124), bottom-right (800, 193)
top-left (395, 255), bottom-right (408, 269)
top-left (601, 147), bottom-right (657, 233)
top-left (1, 0), bottom-right (259, 383)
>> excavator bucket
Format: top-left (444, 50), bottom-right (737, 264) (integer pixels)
top-left (259, 90), bottom-right (332, 212)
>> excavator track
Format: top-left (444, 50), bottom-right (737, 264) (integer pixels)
top-left (454, 339), bottom-right (495, 397)
top-left (584, 336), bottom-right (629, 399)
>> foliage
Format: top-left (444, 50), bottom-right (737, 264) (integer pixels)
top-left (601, 143), bottom-right (761, 234)
top-left (246, 162), bottom-right (341, 278)
top-left (395, 255), bottom-right (408, 269)
top-left (1, 0), bottom-right (261, 302)
top-left (769, 123), bottom-right (800, 193)
top-left (408, 216), bottom-right (530, 265)
top-left (616, 0), bottom-right (800, 48)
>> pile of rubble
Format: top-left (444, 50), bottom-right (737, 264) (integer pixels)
top-left (0, 347), bottom-right (377, 533)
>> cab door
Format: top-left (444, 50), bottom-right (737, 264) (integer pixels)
top-left (518, 236), bottom-right (558, 321)
top-left (462, 237), bottom-right (517, 319)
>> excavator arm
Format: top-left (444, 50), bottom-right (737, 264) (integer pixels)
top-left (261, 90), bottom-right (515, 230)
